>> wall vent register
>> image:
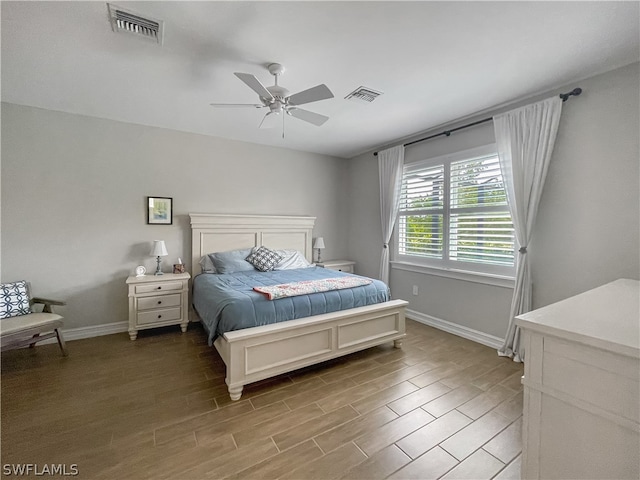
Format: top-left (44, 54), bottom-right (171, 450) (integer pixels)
top-left (345, 86), bottom-right (383, 102)
top-left (107, 3), bottom-right (164, 44)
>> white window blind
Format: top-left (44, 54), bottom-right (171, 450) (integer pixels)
top-left (396, 145), bottom-right (515, 276)
top-left (398, 163), bottom-right (444, 258)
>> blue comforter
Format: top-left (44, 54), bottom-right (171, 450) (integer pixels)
top-left (192, 267), bottom-right (390, 344)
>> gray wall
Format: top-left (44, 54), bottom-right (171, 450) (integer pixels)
top-left (348, 62), bottom-right (640, 339)
top-left (530, 63), bottom-right (640, 307)
top-left (1, 104), bottom-right (349, 329)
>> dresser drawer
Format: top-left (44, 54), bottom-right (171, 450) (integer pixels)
top-left (137, 307), bottom-right (181, 326)
top-left (542, 338), bottom-right (639, 423)
top-left (137, 294), bottom-right (181, 311)
top-left (135, 282), bottom-right (183, 294)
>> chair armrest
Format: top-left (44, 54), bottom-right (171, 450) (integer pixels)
top-left (31, 298), bottom-right (66, 314)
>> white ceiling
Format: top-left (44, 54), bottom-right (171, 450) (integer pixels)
top-left (2, 1), bottom-right (638, 158)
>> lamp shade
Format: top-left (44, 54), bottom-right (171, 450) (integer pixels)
top-left (150, 240), bottom-right (168, 257)
top-left (313, 237), bottom-right (325, 249)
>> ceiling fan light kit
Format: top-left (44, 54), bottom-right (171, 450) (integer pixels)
top-left (210, 63), bottom-right (334, 132)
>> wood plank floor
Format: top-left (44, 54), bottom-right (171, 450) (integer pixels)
top-left (1, 320), bottom-right (523, 479)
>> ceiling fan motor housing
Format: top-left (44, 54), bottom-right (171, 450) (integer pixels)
top-left (264, 85), bottom-right (290, 114)
top-left (266, 85), bottom-right (290, 101)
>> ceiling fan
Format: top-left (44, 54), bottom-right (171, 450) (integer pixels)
top-left (210, 63), bottom-right (334, 131)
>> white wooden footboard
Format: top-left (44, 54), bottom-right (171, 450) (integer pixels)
top-left (214, 299), bottom-right (408, 400)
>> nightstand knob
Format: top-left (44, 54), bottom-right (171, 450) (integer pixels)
top-left (157, 301), bottom-right (162, 305)
top-left (158, 315), bottom-right (162, 319)
top-left (157, 286), bottom-right (162, 290)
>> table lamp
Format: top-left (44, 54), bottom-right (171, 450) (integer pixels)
top-left (150, 240), bottom-right (168, 275)
top-left (313, 237), bottom-right (325, 263)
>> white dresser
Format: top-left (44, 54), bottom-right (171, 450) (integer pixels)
top-left (515, 279), bottom-right (639, 480)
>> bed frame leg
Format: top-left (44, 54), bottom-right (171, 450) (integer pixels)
top-left (394, 339), bottom-right (403, 349)
top-left (228, 385), bottom-right (243, 401)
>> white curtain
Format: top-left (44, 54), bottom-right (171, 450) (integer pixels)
top-left (494, 96), bottom-right (563, 362)
top-left (378, 145), bottom-right (405, 285)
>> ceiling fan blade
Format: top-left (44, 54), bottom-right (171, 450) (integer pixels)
top-left (234, 72), bottom-right (274, 100)
top-left (209, 103), bottom-right (265, 108)
top-left (287, 84), bottom-right (334, 106)
top-left (287, 108), bottom-right (329, 126)
top-left (259, 112), bottom-right (279, 129)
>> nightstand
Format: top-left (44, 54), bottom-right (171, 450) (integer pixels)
top-left (126, 272), bottom-right (190, 340)
top-left (316, 260), bottom-right (356, 273)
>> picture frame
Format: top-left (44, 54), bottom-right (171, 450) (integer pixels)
top-left (147, 196), bottom-right (173, 225)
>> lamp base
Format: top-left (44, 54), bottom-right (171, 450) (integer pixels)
top-left (154, 256), bottom-right (164, 275)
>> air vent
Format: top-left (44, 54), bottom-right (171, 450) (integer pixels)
top-left (345, 86), bottom-right (383, 103)
top-left (107, 3), bottom-right (163, 44)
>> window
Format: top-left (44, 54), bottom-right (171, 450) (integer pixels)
top-left (396, 145), bottom-right (515, 277)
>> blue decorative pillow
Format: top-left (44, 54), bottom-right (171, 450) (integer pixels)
top-left (0, 281), bottom-right (31, 319)
top-left (246, 246), bottom-right (284, 272)
top-left (208, 248), bottom-right (256, 274)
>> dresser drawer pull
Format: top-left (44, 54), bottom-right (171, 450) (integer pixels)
top-left (157, 286), bottom-right (162, 290)
top-left (157, 301), bottom-right (162, 305)
top-left (158, 314), bottom-right (162, 319)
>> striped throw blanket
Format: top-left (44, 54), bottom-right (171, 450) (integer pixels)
top-left (253, 276), bottom-right (373, 300)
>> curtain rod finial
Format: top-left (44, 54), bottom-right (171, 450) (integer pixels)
top-left (560, 87), bottom-right (582, 102)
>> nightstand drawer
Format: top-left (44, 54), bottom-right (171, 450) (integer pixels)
top-left (317, 260), bottom-right (356, 274)
top-left (328, 265), bottom-right (354, 273)
top-left (135, 282), bottom-right (183, 294)
top-left (137, 307), bottom-right (181, 325)
top-left (138, 294), bottom-right (181, 311)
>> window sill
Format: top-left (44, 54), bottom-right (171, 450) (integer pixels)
top-left (390, 261), bottom-right (515, 288)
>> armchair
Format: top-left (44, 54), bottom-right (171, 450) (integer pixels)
top-left (0, 281), bottom-right (68, 356)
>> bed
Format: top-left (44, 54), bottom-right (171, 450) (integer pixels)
top-left (190, 213), bottom-right (408, 401)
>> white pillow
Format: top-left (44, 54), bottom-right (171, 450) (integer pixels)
top-left (199, 255), bottom-right (216, 273)
top-left (273, 249), bottom-right (313, 270)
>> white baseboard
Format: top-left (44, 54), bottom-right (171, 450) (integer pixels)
top-left (37, 312), bottom-right (503, 351)
top-left (406, 309), bottom-right (504, 350)
top-left (38, 321), bottom-right (129, 344)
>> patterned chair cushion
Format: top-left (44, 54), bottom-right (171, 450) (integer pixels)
top-left (0, 281), bottom-right (31, 319)
top-left (246, 246), bottom-right (284, 272)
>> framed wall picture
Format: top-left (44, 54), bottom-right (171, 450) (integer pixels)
top-left (147, 196), bottom-right (173, 225)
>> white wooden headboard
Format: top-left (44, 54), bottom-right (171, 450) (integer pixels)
top-left (190, 213), bottom-right (316, 275)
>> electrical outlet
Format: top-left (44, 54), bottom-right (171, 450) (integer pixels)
top-left (412, 285), bottom-right (419, 296)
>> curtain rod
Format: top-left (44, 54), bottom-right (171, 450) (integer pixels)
top-left (373, 87), bottom-right (582, 156)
